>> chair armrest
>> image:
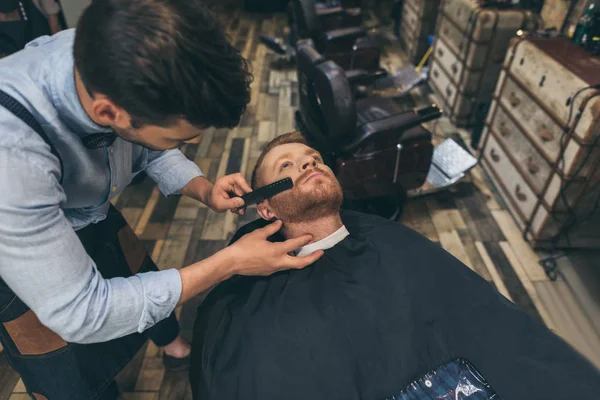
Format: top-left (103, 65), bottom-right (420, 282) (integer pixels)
top-left (321, 26), bottom-right (367, 52)
top-left (345, 68), bottom-right (388, 86)
top-left (340, 105), bottom-right (442, 153)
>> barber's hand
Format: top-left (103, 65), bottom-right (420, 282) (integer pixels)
top-left (207, 173), bottom-right (252, 214)
top-left (227, 220), bottom-right (324, 276)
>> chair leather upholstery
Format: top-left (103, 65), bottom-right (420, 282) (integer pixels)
top-left (296, 45), bottom-right (440, 200)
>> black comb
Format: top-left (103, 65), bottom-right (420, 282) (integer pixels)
top-left (241, 178), bottom-right (293, 206)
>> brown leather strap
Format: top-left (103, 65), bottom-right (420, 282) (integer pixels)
top-left (3, 310), bottom-right (67, 355)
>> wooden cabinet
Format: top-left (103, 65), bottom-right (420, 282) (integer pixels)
top-left (398, 0), bottom-right (441, 65)
top-left (480, 36), bottom-right (600, 249)
top-left (428, 0), bottom-right (540, 127)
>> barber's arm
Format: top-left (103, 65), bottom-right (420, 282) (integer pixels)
top-left (144, 148), bottom-right (250, 213)
top-left (38, 0), bottom-right (62, 34)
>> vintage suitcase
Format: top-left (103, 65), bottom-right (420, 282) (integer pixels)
top-left (480, 35), bottom-right (600, 249)
top-left (399, 0), bottom-right (441, 64)
top-left (428, 0), bottom-right (541, 127)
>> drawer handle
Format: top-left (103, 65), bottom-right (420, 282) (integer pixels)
top-left (446, 87), bottom-right (453, 98)
top-left (490, 148), bottom-right (500, 162)
top-left (538, 126), bottom-right (554, 142)
top-left (437, 48), bottom-right (444, 57)
top-left (527, 160), bottom-right (540, 175)
top-left (499, 122), bottom-right (510, 137)
top-left (458, 43), bottom-right (464, 51)
top-left (451, 64), bottom-right (458, 74)
top-left (433, 69), bottom-right (439, 78)
top-left (509, 92), bottom-right (521, 107)
top-left (515, 184), bottom-right (527, 202)
top-left (443, 27), bottom-right (449, 35)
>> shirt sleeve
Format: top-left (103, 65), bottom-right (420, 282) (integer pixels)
top-left (145, 149), bottom-right (203, 196)
top-left (37, 0), bottom-right (61, 15)
top-left (0, 147), bottom-right (182, 344)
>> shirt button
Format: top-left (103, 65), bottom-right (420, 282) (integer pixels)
top-left (424, 379), bottom-right (432, 388)
top-left (110, 147), bottom-right (114, 154)
top-left (111, 186), bottom-right (117, 192)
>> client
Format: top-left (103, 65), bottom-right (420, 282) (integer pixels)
top-left (190, 132), bottom-right (600, 400)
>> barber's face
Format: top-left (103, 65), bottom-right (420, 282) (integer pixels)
top-left (115, 118), bottom-right (204, 151)
top-left (257, 143), bottom-right (343, 223)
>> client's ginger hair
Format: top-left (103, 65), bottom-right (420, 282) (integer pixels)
top-left (251, 132), bottom-right (309, 189)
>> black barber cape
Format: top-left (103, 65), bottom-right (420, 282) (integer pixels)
top-left (189, 210), bottom-right (600, 400)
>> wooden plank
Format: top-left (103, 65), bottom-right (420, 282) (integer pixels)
top-left (12, 379), bottom-right (25, 393)
top-left (196, 128), bottom-right (215, 159)
top-left (469, 166), bottom-right (502, 210)
top-left (0, 354), bottom-right (20, 400)
top-left (135, 187), bottom-right (161, 236)
top-left (8, 395), bottom-right (30, 400)
top-left (121, 393), bottom-right (159, 400)
top-left (149, 195), bottom-right (180, 224)
top-left (498, 242), bottom-right (556, 331)
top-left (491, 210), bottom-right (550, 282)
top-left (158, 370), bottom-right (192, 400)
top-left (140, 223), bottom-right (169, 240)
top-left (116, 343), bottom-right (149, 393)
top-left (120, 207), bottom-right (143, 229)
top-left (172, 206), bottom-right (199, 222)
top-left (151, 239), bottom-right (165, 262)
top-left (225, 138), bottom-right (245, 175)
top-left (277, 82), bottom-right (295, 133)
top-left (455, 185), bottom-right (505, 242)
top-left (256, 94), bottom-right (278, 122)
top-left (483, 241), bottom-right (541, 320)
top-left (438, 230), bottom-right (474, 272)
top-left (135, 356), bottom-right (165, 392)
top-left (534, 281), bottom-right (598, 365)
top-left (475, 242), bottom-right (513, 302)
top-left (401, 199), bottom-right (439, 242)
top-left (156, 220), bottom-right (196, 271)
top-left (257, 120), bottom-right (276, 144)
top-left (120, 175), bottom-right (155, 208)
top-left (457, 229), bottom-right (492, 281)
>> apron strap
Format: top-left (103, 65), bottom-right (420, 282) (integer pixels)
top-left (0, 89), bottom-right (63, 182)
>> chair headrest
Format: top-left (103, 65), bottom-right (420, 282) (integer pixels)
top-left (291, 0), bottom-right (321, 39)
top-left (313, 61), bottom-right (357, 142)
top-left (297, 41), bottom-right (325, 79)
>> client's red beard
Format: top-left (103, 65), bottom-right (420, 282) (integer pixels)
top-left (268, 168), bottom-right (343, 223)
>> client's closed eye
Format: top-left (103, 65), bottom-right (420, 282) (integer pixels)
top-left (281, 162), bottom-right (291, 170)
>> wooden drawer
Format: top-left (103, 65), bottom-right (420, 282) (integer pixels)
top-left (482, 133), bottom-right (538, 221)
top-left (506, 39), bottom-right (600, 143)
top-left (486, 101), bottom-right (552, 194)
top-left (497, 76), bottom-right (597, 178)
top-left (440, 0), bottom-right (539, 43)
top-left (402, 2), bottom-right (436, 39)
top-left (432, 38), bottom-right (500, 95)
top-left (405, 0), bottom-right (440, 20)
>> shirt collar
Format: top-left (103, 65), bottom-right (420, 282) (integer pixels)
top-left (295, 225), bottom-right (350, 257)
top-left (49, 46), bottom-right (113, 137)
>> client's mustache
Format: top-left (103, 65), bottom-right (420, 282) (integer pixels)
top-left (296, 167), bottom-right (331, 185)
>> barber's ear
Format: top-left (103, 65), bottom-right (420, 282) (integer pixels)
top-left (257, 201), bottom-right (277, 221)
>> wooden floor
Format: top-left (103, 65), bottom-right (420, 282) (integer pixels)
top-left (3, 3), bottom-right (600, 399)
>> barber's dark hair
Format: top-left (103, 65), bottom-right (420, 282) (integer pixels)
top-left (73, 0), bottom-right (252, 129)
top-left (251, 131), bottom-right (309, 189)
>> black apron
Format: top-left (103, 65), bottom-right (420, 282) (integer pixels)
top-left (0, 91), bottom-right (167, 399)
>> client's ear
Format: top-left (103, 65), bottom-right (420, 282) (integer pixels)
top-left (257, 201), bottom-right (277, 221)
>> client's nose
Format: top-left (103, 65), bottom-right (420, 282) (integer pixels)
top-left (301, 158), bottom-right (317, 171)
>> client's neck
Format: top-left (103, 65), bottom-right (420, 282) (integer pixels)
top-left (281, 213), bottom-right (344, 244)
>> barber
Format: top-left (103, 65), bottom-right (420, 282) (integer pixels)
top-left (0, 0), bottom-right (322, 399)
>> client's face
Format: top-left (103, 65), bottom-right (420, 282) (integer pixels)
top-left (257, 143), bottom-right (343, 223)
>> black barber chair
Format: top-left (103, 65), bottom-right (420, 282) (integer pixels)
top-left (295, 45), bottom-right (441, 219)
top-left (290, 0), bottom-right (381, 72)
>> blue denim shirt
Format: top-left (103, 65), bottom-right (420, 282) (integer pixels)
top-left (0, 30), bottom-right (203, 343)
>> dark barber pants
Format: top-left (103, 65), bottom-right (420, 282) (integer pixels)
top-left (0, 206), bottom-right (179, 400)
